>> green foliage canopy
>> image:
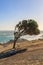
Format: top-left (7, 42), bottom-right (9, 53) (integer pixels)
top-left (15, 19), bottom-right (40, 35)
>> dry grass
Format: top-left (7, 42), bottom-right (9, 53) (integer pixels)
top-left (0, 39), bottom-right (43, 65)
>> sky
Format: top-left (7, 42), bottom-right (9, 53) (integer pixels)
top-left (0, 0), bottom-right (43, 31)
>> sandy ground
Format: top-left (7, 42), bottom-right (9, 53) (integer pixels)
top-left (0, 39), bottom-right (43, 65)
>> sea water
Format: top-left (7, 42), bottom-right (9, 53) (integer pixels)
top-left (0, 31), bottom-right (14, 43)
top-left (0, 31), bottom-right (43, 43)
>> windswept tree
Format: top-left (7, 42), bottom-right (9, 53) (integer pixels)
top-left (13, 19), bottom-right (40, 48)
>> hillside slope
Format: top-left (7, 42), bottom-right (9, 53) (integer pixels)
top-left (0, 39), bottom-right (43, 65)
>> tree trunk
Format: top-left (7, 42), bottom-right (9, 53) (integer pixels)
top-left (13, 30), bottom-right (24, 49)
top-left (13, 33), bottom-right (21, 49)
top-left (13, 40), bottom-right (16, 48)
top-left (13, 37), bottom-right (19, 48)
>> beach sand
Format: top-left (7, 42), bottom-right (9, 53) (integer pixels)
top-left (0, 39), bottom-right (43, 65)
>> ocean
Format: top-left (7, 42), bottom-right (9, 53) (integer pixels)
top-left (0, 31), bottom-right (43, 44)
top-left (0, 31), bottom-right (14, 43)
